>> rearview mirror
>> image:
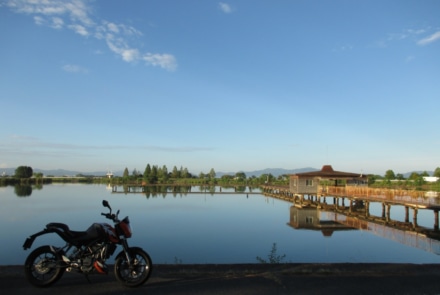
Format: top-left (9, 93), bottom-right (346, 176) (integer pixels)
top-left (102, 200), bottom-right (111, 210)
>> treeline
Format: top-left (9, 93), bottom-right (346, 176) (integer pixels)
top-left (3, 165), bottom-right (440, 190)
top-left (366, 169), bottom-right (440, 191)
top-left (118, 164), bottom-right (288, 186)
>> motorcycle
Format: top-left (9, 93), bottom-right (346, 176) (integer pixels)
top-left (22, 200), bottom-right (152, 288)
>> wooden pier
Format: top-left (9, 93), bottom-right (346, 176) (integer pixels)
top-left (262, 184), bottom-right (440, 235)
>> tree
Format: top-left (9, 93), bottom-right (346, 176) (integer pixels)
top-left (172, 166), bottom-right (179, 178)
top-left (182, 167), bottom-right (189, 178)
top-left (235, 172), bottom-right (246, 181)
top-left (409, 172), bottom-right (420, 180)
top-left (368, 174), bottom-right (376, 185)
top-left (143, 164), bottom-right (151, 180)
top-left (123, 167), bottom-right (129, 178)
top-left (434, 167), bottom-right (440, 178)
top-left (260, 173), bottom-right (274, 183)
top-left (209, 168), bottom-right (216, 179)
top-left (15, 166), bottom-right (33, 178)
top-left (158, 165), bottom-right (168, 182)
top-left (396, 173), bottom-right (405, 180)
top-left (384, 170), bottom-right (395, 180)
top-left (220, 175), bottom-right (233, 181)
top-left (149, 165), bottom-right (158, 183)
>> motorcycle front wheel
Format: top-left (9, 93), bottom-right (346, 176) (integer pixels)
top-left (24, 245), bottom-right (65, 287)
top-left (114, 247), bottom-right (152, 287)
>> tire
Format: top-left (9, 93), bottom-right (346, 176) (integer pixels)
top-left (114, 247), bottom-right (153, 287)
top-left (24, 245), bottom-right (65, 287)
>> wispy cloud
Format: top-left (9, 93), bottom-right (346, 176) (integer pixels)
top-left (374, 27), bottom-right (430, 48)
top-left (333, 44), bottom-right (353, 52)
top-left (405, 55), bottom-right (415, 63)
top-left (4, 0), bottom-right (177, 71)
top-left (143, 53), bottom-right (177, 72)
top-left (219, 2), bottom-right (233, 14)
top-left (417, 31), bottom-right (440, 46)
top-left (62, 64), bottom-right (88, 73)
top-left (387, 28), bottom-right (426, 42)
top-left (140, 145), bottom-right (214, 152)
top-left (0, 135), bottom-right (212, 158)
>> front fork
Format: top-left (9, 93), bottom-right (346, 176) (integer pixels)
top-left (120, 239), bottom-right (133, 267)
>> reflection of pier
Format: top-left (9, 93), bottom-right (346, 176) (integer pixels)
top-left (267, 179), bottom-right (440, 255)
top-left (288, 206), bottom-right (440, 255)
top-left (110, 185), bottom-right (260, 195)
top-left (263, 185), bottom-right (440, 231)
top-left (288, 207), bottom-right (355, 237)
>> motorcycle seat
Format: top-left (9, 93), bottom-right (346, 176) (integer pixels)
top-left (46, 222), bottom-right (96, 242)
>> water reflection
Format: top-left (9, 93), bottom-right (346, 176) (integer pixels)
top-left (289, 205), bottom-right (440, 255)
top-left (109, 185), bottom-right (260, 197)
top-left (2, 184), bottom-right (440, 265)
top-left (14, 184), bottom-right (32, 197)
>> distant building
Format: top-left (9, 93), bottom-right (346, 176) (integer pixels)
top-left (106, 171), bottom-right (114, 178)
top-left (289, 165), bottom-right (367, 195)
top-left (423, 176), bottom-right (439, 183)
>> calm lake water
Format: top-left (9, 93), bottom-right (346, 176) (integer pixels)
top-left (1, 184), bottom-right (440, 265)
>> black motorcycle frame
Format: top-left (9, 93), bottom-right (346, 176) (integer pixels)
top-left (22, 200), bottom-right (152, 287)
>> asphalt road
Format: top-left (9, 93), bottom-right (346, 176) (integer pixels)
top-left (2, 263), bottom-right (440, 295)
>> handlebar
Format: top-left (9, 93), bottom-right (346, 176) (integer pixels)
top-left (101, 200), bottom-right (120, 222)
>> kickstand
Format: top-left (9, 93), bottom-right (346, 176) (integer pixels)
top-left (84, 274), bottom-right (92, 284)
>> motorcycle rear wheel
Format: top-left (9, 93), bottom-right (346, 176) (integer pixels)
top-left (114, 247), bottom-right (152, 287)
top-left (24, 245), bottom-right (65, 287)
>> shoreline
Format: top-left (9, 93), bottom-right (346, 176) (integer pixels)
top-left (2, 263), bottom-right (440, 294)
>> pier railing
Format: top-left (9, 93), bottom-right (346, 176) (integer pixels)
top-left (323, 186), bottom-right (440, 208)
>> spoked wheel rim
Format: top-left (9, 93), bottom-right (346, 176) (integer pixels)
top-left (24, 245), bottom-right (65, 287)
top-left (119, 257), bottom-right (150, 281)
top-left (115, 248), bottom-right (152, 287)
top-left (32, 253), bottom-right (58, 278)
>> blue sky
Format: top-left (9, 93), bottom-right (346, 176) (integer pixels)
top-left (1, 0), bottom-right (439, 176)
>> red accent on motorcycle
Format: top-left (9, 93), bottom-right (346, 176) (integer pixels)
top-left (119, 217), bottom-right (132, 238)
top-left (94, 261), bottom-right (108, 274)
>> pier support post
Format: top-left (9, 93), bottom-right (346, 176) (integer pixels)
top-left (434, 210), bottom-right (439, 231)
top-left (405, 207), bottom-right (409, 223)
top-left (381, 203), bottom-right (386, 218)
top-left (365, 201), bottom-right (370, 217)
top-left (413, 208), bottom-right (418, 228)
top-left (386, 204), bottom-right (391, 222)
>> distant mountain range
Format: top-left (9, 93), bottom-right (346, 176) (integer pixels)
top-left (1, 167), bottom-right (317, 177)
top-left (1, 167), bottom-right (434, 178)
top-left (216, 167), bottom-right (318, 177)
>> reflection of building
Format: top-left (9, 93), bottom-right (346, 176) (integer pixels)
top-left (287, 202), bottom-right (440, 255)
top-left (288, 206), bottom-right (354, 237)
top-left (289, 165), bottom-right (367, 195)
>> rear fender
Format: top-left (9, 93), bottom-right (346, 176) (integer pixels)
top-left (23, 226), bottom-right (70, 250)
top-left (23, 229), bottom-right (50, 250)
